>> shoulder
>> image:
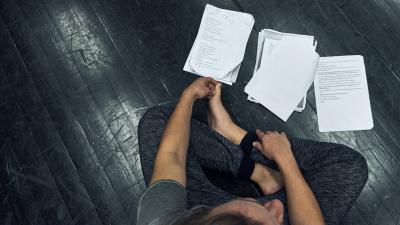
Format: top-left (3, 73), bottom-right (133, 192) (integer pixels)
top-left (137, 180), bottom-right (187, 225)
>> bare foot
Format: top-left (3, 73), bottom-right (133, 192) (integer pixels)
top-left (208, 83), bottom-right (232, 134)
top-left (251, 163), bottom-right (284, 195)
top-left (208, 83), bottom-right (246, 144)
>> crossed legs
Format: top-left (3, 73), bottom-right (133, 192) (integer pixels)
top-left (138, 84), bottom-right (368, 225)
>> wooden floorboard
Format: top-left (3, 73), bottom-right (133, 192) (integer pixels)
top-left (6, 0), bottom-right (143, 224)
top-left (35, 1), bottom-right (147, 220)
top-left (0, 68), bottom-right (45, 225)
top-left (0, 9), bottom-right (105, 225)
top-left (1, 0), bottom-right (400, 224)
top-left (0, 69), bottom-right (74, 225)
top-left (339, 0), bottom-right (400, 77)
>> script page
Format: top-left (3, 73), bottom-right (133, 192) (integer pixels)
top-left (314, 55), bottom-right (374, 132)
top-left (184, 4), bottom-right (253, 80)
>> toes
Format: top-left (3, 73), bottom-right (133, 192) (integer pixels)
top-left (216, 83), bottom-right (222, 95)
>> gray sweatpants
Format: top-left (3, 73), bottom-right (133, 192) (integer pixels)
top-left (138, 105), bottom-right (368, 225)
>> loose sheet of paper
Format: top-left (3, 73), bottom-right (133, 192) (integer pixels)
top-left (183, 4), bottom-right (254, 84)
top-left (314, 56), bottom-right (373, 132)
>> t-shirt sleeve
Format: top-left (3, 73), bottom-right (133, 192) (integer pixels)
top-left (136, 180), bottom-right (187, 225)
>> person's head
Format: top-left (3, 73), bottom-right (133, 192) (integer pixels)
top-left (172, 198), bottom-right (284, 225)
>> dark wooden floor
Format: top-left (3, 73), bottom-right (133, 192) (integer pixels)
top-left (0, 0), bottom-right (399, 224)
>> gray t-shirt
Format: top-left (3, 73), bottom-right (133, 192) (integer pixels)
top-left (137, 180), bottom-right (187, 225)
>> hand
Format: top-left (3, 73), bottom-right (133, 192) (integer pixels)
top-left (183, 77), bottom-right (218, 100)
top-left (253, 129), bottom-right (293, 162)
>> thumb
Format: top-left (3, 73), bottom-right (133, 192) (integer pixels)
top-left (215, 82), bottom-right (222, 96)
top-left (252, 141), bottom-right (263, 151)
top-left (206, 77), bottom-right (218, 86)
top-left (255, 129), bottom-right (265, 139)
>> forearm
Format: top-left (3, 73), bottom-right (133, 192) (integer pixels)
top-left (158, 92), bottom-right (194, 159)
top-left (150, 92), bottom-right (195, 186)
top-left (277, 154), bottom-right (325, 225)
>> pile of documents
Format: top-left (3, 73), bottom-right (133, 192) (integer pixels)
top-left (244, 29), bottom-right (373, 131)
top-left (184, 4), bottom-right (373, 132)
top-left (245, 29), bottom-right (319, 121)
top-left (184, 4), bottom-right (254, 85)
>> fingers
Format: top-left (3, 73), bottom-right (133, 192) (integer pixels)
top-left (252, 141), bottom-right (263, 151)
top-left (257, 130), bottom-right (286, 137)
top-left (255, 129), bottom-right (265, 139)
top-left (207, 80), bottom-right (222, 99)
top-left (206, 83), bottom-right (216, 95)
top-left (215, 82), bottom-right (222, 92)
top-left (187, 77), bottom-right (219, 100)
top-left (205, 76), bottom-right (218, 85)
top-left (204, 77), bottom-right (218, 92)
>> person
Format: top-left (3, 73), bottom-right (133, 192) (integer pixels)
top-left (137, 77), bottom-right (368, 225)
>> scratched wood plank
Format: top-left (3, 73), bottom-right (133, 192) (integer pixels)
top-left (33, 1), bottom-right (147, 222)
top-left (0, 9), bottom-right (108, 225)
top-left (339, 0), bottom-right (400, 77)
top-left (0, 68), bottom-right (73, 225)
top-left (0, 141), bottom-right (45, 225)
top-left (0, 67), bottom-right (45, 225)
top-left (87, 0), bottom-right (178, 104)
top-left (88, 0), bottom-right (193, 100)
top-left (7, 0), bottom-right (144, 223)
top-left (0, 1), bottom-right (132, 225)
top-left (16, 0), bottom-right (151, 223)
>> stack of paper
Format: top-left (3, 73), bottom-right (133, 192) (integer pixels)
top-left (184, 4), bottom-right (254, 85)
top-left (245, 29), bottom-right (319, 121)
top-left (182, 6), bottom-right (373, 132)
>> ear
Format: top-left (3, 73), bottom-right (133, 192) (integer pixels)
top-left (264, 200), bottom-right (284, 224)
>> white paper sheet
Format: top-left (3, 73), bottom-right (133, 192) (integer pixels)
top-left (245, 36), bottom-right (319, 121)
top-left (314, 56), bottom-right (373, 132)
top-left (183, 4), bottom-right (254, 84)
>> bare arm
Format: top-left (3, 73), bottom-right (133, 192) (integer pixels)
top-left (149, 77), bottom-right (218, 187)
top-left (277, 151), bottom-right (325, 225)
top-left (253, 130), bottom-right (325, 225)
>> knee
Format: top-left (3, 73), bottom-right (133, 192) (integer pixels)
top-left (138, 106), bottom-right (171, 134)
top-left (353, 150), bottom-right (368, 187)
top-left (139, 106), bottom-right (171, 125)
top-left (338, 145), bottom-right (369, 187)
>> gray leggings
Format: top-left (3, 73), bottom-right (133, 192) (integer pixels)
top-left (138, 105), bottom-right (368, 225)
